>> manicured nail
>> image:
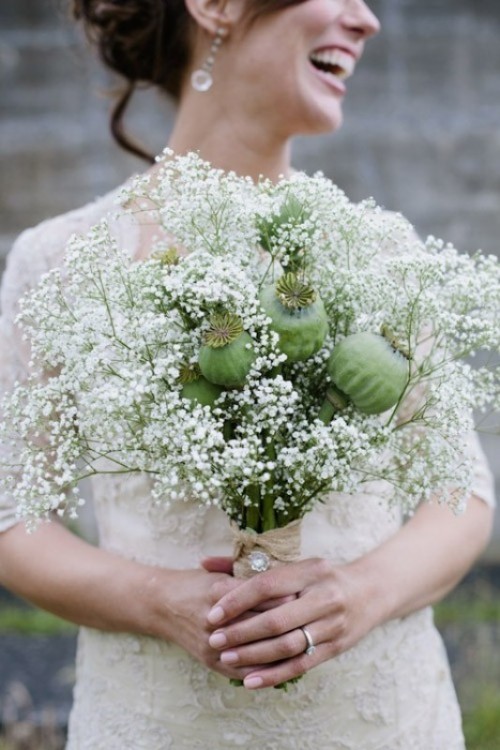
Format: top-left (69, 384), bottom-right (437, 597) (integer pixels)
top-left (244, 675), bottom-right (263, 689)
top-left (209, 631), bottom-right (227, 648)
top-left (220, 650), bottom-right (239, 664)
top-left (207, 605), bottom-right (225, 624)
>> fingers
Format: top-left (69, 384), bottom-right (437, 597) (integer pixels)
top-left (216, 619), bottom-right (340, 688)
top-left (208, 576), bottom-right (297, 614)
top-left (201, 558), bottom-right (357, 689)
top-left (207, 559), bottom-right (330, 626)
top-left (218, 621), bottom-right (346, 689)
top-left (252, 594), bottom-right (297, 612)
top-left (216, 614), bottom-right (345, 665)
top-left (218, 624), bottom-right (312, 668)
top-left (214, 662), bottom-right (270, 682)
top-left (208, 586), bottom-right (337, 650)
top-left (208, 576), bottom-right (241, 606)
top-left (241, 642), bottom-right (337, 690)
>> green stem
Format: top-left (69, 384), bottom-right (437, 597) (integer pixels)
top-left (318, 386), bottom-right (348, 424)
top-left (262, 495), bottom-right (276, 532)
top-left (245, 484), bottom-right (261, 532)
top-left (318, 398), bottom-right (336, 425)
top-left (223, 419), bottom-right (233, 442)
top-left (261, 438), bottom-right (277, 532)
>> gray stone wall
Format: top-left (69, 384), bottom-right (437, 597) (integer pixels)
top-left (1, 0), bottom-right (499, 552)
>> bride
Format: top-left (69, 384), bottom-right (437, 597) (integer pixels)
top-left (0, 1), bottom-right (495, 748)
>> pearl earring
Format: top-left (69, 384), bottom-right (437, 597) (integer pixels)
top-left (191, 28), bottom-right (225, 92)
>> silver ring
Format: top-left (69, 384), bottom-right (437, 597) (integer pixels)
top-left (300, 626), bottom-right (316, 656)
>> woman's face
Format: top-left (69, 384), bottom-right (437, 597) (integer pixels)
top-left (222, 0), bottom-right (380, 139)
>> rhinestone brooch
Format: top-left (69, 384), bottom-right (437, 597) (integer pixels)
top-left (248, 551), bottom-right (270, 573)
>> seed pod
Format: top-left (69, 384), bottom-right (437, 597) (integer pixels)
top-left (179, 365), bottom-right (223, 407)
top-left (327, 331), bottom-right (409, 415)
top-left (198, 313), bottom-right (256, 388)
top-left (259, 273), bottom-right (328, 362)
top-left (151, 247), bottom-right (180, 266)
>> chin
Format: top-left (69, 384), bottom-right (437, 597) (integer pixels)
top-left (297, 102), bottom-right (344, 137)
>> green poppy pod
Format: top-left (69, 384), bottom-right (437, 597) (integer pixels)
top-left (198, 313), bottom-right (256, 389)
top-left (199, 333), bottom-right (256, 388)
top-left (327, 332), bottom-right (409, 415)
top-left (180, 375), bottom-right (224, 408)
top-left (259, 274), bottom-right (328, 362)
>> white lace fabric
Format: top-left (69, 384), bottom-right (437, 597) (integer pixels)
top-left (0, 186), bottom-right (496, 749)
top-left (68, 471), bottom-right (467, 750)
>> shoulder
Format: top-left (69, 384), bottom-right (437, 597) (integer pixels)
top-left (7, 185), bottom-right (124, 276)
top-left (1, 184), bottom-right (126, 317)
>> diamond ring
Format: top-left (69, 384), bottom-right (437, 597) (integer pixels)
top-left (300, 626), bottom-right (316, 656)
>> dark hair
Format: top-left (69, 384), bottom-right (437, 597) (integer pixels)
top-left (72, 0), bottom-right (305, 162)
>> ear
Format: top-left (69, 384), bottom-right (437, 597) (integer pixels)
top-left (184, 0), bottom-right (243, 36)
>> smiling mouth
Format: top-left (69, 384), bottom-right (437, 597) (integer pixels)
top-left (308, 49), bottom-right (356, 81)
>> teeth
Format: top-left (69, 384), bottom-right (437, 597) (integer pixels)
top-left (309, 49), bottom-right (355, 80)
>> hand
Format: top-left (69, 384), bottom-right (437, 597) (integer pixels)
top-left (147, 567), bottom-right (260, 682)
top-left (202, 556), bottom-right (297, 612)
top-left (204, 557), bottom-right (382, 689)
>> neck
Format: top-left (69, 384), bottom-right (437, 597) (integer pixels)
top-left (165, 88), bottom-right (293, 183)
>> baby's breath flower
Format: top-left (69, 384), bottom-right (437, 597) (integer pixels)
top-left (1, 151), bottom-right (498, 528)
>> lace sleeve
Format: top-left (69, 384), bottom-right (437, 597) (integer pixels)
top-left (0, 226), bottom-right (49, 532)
top-left (465, 432), bottom-right (496, 508)
top-left (0, 316), bottom-right (23, 532)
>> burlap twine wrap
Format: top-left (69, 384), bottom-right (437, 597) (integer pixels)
top-left (231, 519), bottom-right (302, 579)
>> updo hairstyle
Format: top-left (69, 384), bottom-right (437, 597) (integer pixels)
top-left (72, 0), bottom-right (305, 162)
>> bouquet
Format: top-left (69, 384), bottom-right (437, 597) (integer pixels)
top-left (1, 151), bottom-right (499, 581)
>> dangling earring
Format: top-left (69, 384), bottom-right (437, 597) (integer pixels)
top-left (191, 28), bottom-right (225, 92)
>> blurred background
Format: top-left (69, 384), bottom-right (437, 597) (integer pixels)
top-left (0, 0), bottom-right (499, 747)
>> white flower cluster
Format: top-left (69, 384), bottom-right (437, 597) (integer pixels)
top-left (1, 151), bottom-right (498, 529)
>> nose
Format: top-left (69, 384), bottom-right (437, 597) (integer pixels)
top-left (342, 0), bottom-right (381, 40)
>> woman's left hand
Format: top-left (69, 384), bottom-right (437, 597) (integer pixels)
top-left (202, 556), bottom-right (383, 690)
top-left (203, 497), bottom-right (495, 689)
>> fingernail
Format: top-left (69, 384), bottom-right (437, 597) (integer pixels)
top-left (207, 605), bottom-right (225, 624)
top-left (220, 650), bottom-right (238, 664)
top-left (209, 631), bottom-right (227, 648)
top-left (244, 675), bottom-right (263, 689)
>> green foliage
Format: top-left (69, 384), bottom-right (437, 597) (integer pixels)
top-left (0, 605), bottom-right (76, 635)
top-left (463, 689), bottom-right (500, 750)
top-left (434, 592), bottom-right (500, 627)
top-left (0, 735), bottom-right (63, 750)
top-left (434, 580), bottom-right (500, 628)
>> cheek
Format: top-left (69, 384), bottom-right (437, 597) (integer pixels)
top-left (292, 0), bottom-right (345, 34)
top-left (237, 31), bottom-right (294, 85)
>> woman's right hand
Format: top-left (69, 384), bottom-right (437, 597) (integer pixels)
top-left (0, 523), bottom-right (250, 680)
top-left (145, 566), bottom-right (258, 681)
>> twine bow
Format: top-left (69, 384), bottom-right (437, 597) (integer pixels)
top-left (231, 519), bottom-right (302, 579)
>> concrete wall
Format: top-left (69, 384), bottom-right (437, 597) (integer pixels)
top-left (1, 0), bottom-right (499, 553)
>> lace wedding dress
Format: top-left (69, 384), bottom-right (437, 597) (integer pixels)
top-left (0, 185), bottom-right (495, 750)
